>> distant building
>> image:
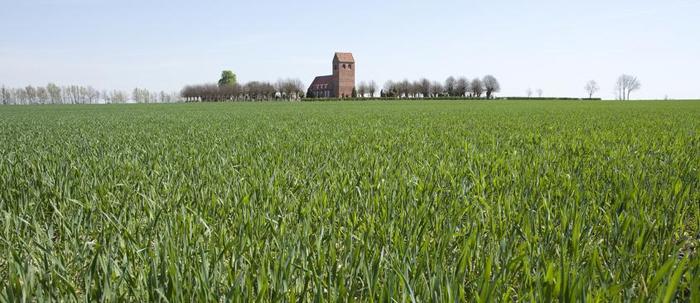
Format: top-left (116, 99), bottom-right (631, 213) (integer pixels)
top-left (307, 52), bottom-right (355, 98)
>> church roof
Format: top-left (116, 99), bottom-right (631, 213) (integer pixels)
top-left (333, 52), bottom-right (354, 63)
top-left (308, 75), bottom-right (334, 90)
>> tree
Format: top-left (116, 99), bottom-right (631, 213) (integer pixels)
top-left (526, 88), bottom-right (533, 98)
top-left (470, 78), bottom-right (484, 98)
top-left (36, 87), bottom-right (49, 104)
top-left (615, 74), bottom-right (641, 100)
top-left (383, 81), bottom-right (397, 98)
top-left (357, 82), bottom-right (367, 98)
top-left (482, 75), bottom-right (500, 99)
top-left (537, 89), bottom-right (543, 98)
top-left (110, 90), bottom-right (128, 104)
top-left (399, 79), bottom-right (411, 98)
top-left (368, 81), bottom-right (377, 98)
top-left (430, 81), bottom-right (443, 97)
top-left (445, 76), bottom-right (456, 97)
top-left (584, 80), bottom-right (599, 99)
top-left (0, 86), bottom-right (8, 105)
top-left (419, 78), bottom-right (431, 98)
top-left (218, 70), bottom-right (237, 87)
top-left (351, 87), bottom-right (358, 98)
top-left (25, 86), bottom-right (37, 104)
top-left (626, 76), bottom-right (640, 100)
top-left (456, 77), bottom-right (469, 97)
top-left (86, 86), bottom-right (99, 104)
top-left (46, 83), bottom-right (62, 104)
top-left (411, 81), bottom-right (422, 98)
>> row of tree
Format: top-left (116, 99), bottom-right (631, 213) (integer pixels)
top-left (355, 75), bottom-right (501, 99)
top-left (1, 73), bottom-right (641, 105)
top-left (182, 71), bottom-right (305, 102)
top-left (614, 74), bottom-right (641, 100)
top-left (583, 75), bottom-right (640, 100)
top-left (0, 84), bottom-right (179, 105)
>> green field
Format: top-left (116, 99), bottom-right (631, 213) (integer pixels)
top-left (1, 100), bottom-right (699, 301)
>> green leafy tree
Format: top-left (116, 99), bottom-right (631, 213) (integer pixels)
top-left (218, 70), bottom-right (237, 87)
top-left (351, 87), bottom-right (357, 98)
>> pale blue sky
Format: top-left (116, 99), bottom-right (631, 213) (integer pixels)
top-left (1, 0), bottom-right (698, 99)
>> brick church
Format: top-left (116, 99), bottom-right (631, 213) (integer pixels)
top-left (307, 52), bottom-right (355, 98)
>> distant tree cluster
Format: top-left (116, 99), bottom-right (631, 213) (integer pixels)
top-left (0, 84), bottom-right (179, 105)
top-left (181, 70), bottom-right (305, 102)
top-left (359, 75), bottom-right (500, 99)
top-left (584, 80), bottom-right (600, 99)
top-left (615, 74), bottom-right (641, 100)
top-left (181, 79), bottom-right (305, 102)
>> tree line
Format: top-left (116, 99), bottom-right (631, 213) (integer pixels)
top-left (0, 84), bottom-right (179, 105)
top-left (1, 73), bottom-right (643, 105)
top-left (181, 71), bottom-right (305, 102)
top-left (354, 75), bottom-right (501, 99)
top-left (582, 74), bottom-right (640, 100)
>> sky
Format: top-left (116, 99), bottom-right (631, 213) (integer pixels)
top-left (1, 0), bottom-right (698, 99)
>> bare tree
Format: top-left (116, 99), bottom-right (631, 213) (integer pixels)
top-left (86, 86), bottom-right (99, 104)
top-left (584, 80), bottom-right (599, 99)
top-left (368, 81), bottom-right (377, 98)
top-left (357, 81), bottom-right (367, 98)
top-left (418, 78), bottom-right (431, 98)
top-left (456, 77), bottom-right (469, 97)
top-left (526, 88), bottom-right (533, 98)
top-left (46, 83), bottom-right (62, 104)
top-left (115, 90), bottom-right (129, 103)
top-left (36, 87), bottom-right (49, 104)
top-left (470, 78), bottom-right (484, 98)
top-left (25, 86), bottom-right (37, 104)
top-left (482, 75), bottom-right (500, 99)
top-left (626, 77), bottom-right (640, 100)
top-left (444, 76), bottom-right (456, 97)
top-left (0, 86), bottom-right (8, 105)
top-left (537, 88), bottom-right (543, 98)
top-left (615, 74), bottom-right (641, 100)
top-left (430, 81), bottom-right (443, 97)
top-left (399, 79), bottom-right (411, 98)
top-left (383, 81), bottom-right (396, 98)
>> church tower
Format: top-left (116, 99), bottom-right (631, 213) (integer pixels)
top-left (332, 52), bottom-right (355, 98)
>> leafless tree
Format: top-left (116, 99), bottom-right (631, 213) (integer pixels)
top-left (25, 86), bottom-right (37, 104)
top-left (132, 88), bottom-right (152, 103)
top-left (411, 81), bottom-right (422, 98)
top-left (418, 78), bottom-right (431, 98)
top-left (430, 81), bottom-right (443, 97)
top-left (36, 87), bottom-right (48, 104)
top-left (615, 74), bottom-right (641, 100)
top-left (368, 81), bottom-right (377, 98)
top-left (482, 75), bottom-right (500, 99)
top-left (46, 83), bottom-right (62, 104)
top-left (399, 79), bottom-right (412, 98)
top-left (383, 81), bottom-right (397, 98)
top-left (444, 76), bottom-right (456, 97)
top-left (470, 78), bottom-right (484, 98)
top-left (526, 88), bottom-right (533, 98)
top-left (274, 78), bottom-right (304, 100)
top-left (108, 90), bottom-right (129, 104)
top-left (456, 77), bottom-right (469, 97)
top-left (357, 81), bottom-right (367, 98)
top-left (584, 80), bottom-right (599, 99)
top-left (537, 89), bottom-right (543, 98)
top-left (0, 86), bottom-right (8, 105)
top-left (86, 86), bottom-right (99, 104)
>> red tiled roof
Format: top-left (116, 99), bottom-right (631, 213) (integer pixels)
top-left (308, 75), bottom-right (334, 91)
top-left (334, 52), bottom-right (354, 63)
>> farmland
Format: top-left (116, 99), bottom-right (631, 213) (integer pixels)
top-left (1, 100), bottom-right (699, 301)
